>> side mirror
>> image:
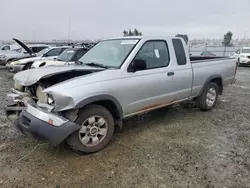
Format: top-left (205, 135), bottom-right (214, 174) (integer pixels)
top-left (42, 53), bottom-right (47, 57)
top-left (131, 59), bottom-right (146, 72)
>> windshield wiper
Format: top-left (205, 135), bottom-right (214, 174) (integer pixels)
top-left (84, 62), bottom-right (108, 69)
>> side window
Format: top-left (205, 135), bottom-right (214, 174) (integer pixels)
top-left (2, 46), bottom-right (10, 50)
top-left (60, 48), bottom-right (68, 54)
top-left (46, 48), bottom-right (62, 56)
top-left (73, 50), bottom-right (87, 61)
top-left (172, 39), bottom-right (187, 65)
top-left (134, 41), bottom-right (170, 70)
top-left (31, 46), bottom-right (47, 53)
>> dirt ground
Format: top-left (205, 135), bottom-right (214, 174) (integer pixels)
top-left (0, 66), bottom-right (250, 188)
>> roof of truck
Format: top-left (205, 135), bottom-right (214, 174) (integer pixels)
top-left (104, 36), bottom-right (182, 41)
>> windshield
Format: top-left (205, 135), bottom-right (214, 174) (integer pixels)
top-left (78, 39), bottom-right (139, 68)
top-left (36, 47), bottom-right (50, 56)
top-left (241, 49), bottom-right (250, 53)
top-left (57, 49), bottom-right (76, 61)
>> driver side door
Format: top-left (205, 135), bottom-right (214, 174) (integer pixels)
top-left (122, 40), bottom-right (176, 116)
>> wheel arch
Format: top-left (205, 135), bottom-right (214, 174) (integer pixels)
top-left (22, 61), bottom-right (34, 70)
top-left (74, 95), bottom-right (123, 127)
top-left (199, 75), bottom-right (223, 96)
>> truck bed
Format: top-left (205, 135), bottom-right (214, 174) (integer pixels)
top-left (190, 56), bottom-right (236, 98)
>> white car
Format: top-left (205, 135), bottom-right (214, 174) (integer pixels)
top-left (0, 42), bottom-right (49, 65)
top-left (6, 46), bottom-right (71, 72)
top-left (237, 47), bottom-right (250, 65)
top-left (32, 47), bottom-right (87, 68)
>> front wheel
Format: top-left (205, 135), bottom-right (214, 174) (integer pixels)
top-left (196, 82), bottom-right (219, 111)
top-left (67, 105), bottom-right (114, 154)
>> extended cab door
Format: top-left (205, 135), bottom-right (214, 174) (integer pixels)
top-left (122, 40), bottom-right (177, 116)
top-left (170, 38), bottom-right (193, 100)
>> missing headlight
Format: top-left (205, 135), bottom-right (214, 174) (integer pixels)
top-left (36, 85), bottom-right (47, 103)
top-left (47, 94), bottom-right (54, 105)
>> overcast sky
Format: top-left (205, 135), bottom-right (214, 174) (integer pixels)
top-left (1, 0), bottom-right (249, 40)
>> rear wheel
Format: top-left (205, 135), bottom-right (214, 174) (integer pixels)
top-left (196, 82), bottom-right (219, 111)
top-left (67, 105), bottom-right (114, 154)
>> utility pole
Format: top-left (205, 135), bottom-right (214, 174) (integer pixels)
top-left (244, 30), bottom-right (247, 46)
top-left (68, 19), bottom-right (71, 43)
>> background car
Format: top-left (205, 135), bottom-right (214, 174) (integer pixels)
top-left (32, 47), bottom-right (88, 68)
top-left (237, 47), bottom-right (250, 66)
top-left (0, 39), bottom-right (49, 65)
top-left (200, 51), bottom-right (216, 57)
top-left (6, 46), bottom-right (71, 72)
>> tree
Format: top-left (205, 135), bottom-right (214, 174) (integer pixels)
top-left (133, 29), bottom-right (139, 36)
top-left (175, 34), bottom-right (189, 44)
top-left (222, 31), bottom-right (233, 47)
top-left (128, 29), bottom-right (133, 36)
top-left (123, 30), bottom-right (128, 36)
top-left (122, 28), bottom-right (143, 36)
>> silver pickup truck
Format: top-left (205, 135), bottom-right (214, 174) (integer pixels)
top-left (6, 36), bottom-right (237, 153)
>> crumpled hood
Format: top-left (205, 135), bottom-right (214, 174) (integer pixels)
top-left (13, 65), bottom-right (104, 86)
top-left (44, 68), bottom-right (122, 92)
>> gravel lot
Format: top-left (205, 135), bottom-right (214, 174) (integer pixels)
top-left (0, 66), bottom-right (250, 188)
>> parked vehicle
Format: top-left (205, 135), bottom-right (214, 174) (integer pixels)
top-left (6, 36), bottom-right (237, 153)
top-left (6, 46), bottom-right (71, 72)
top-left (229, 49), bottom-right (240, 58)
top-left (31, 47), bottom-right (88, 68)
top-left (200, 51), bottom-right (216, 57)
top-left (0, 39), bottom-right (49, 65)
top-left (236, 47), bottom-right (250, 65)
top-left (0, 44), bottom-right (12, 51)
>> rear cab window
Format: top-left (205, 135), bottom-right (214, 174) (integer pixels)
top-left (172, 39), bottom-right (187, 65)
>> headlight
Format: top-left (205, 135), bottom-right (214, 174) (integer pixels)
top-left (10, 61), bottom-right (20, 65)
top-left (0, 55), bottom-right (6, 59)
top-left (240, 55), bottom-right (246, 58)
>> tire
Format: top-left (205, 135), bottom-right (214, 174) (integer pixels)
top-left (23, 62), bottom-right (33, 70)
top-left (196, 82), bottom-right (219, 111)
top-left (237, 58), bottom-right (241, 67)
top-left (67, 105), bottom-right (114, 154)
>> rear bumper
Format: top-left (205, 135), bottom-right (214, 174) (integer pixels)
top-left (16, 103), bottom-right (80, 145)
top-left (6, 64), bottom-right (25, 72)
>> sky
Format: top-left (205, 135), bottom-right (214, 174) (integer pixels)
top-left (0, 0), bottom-right (250, 40)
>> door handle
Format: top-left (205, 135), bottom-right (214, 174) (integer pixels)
top-left (167, 72), bottom-right (174, 76)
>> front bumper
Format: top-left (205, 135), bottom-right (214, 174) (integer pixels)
top-left (16, 103), bottom-right (80, 145)
top-left (6, 64), bottom-right (25, 72)
top-left (0, 59), bottom-right (7, 65)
